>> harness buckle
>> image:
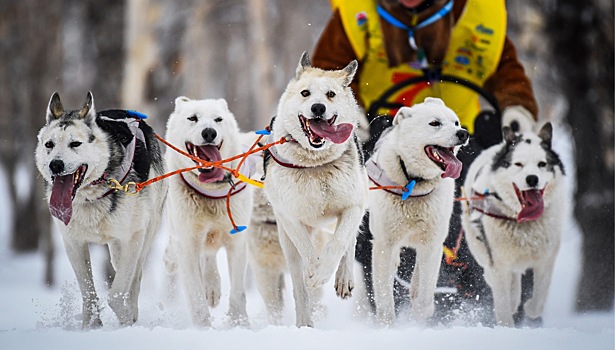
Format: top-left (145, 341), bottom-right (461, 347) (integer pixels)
top-left (106, 178), bottom-right (139, 196)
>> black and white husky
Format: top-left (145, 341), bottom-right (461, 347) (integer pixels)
top-left (461, 123), bottom-right (566, 326)
top-left (34, 92), bottom-right (167, 328)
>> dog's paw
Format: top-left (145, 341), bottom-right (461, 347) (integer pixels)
top-left (306, 258), bottom-right (334, 289)
top-left (334, 275), bottom-right (354, 299)
top-left (205, 282), bottom-right (221, 308)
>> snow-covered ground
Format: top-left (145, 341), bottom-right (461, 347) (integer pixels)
top-left (0, 130), bottom-right (613, 350)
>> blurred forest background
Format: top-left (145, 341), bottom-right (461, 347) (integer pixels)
top-left (0, 0), bottom-right (612, 313)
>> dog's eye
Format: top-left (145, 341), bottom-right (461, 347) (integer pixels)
top-left (45, 141), bottom-right (54, 149)
top-left (514, 162), bottom-right (523, 167)
top-left (538, 161), bottom-right (546, 168)
top-left (301, 90), bottom-right (311, 97)
top-left (429, 121), bottom-right (441, 127)
top-left (455, 121), bottom-right (460, 126)
top-left (214, 117), bottom-right (223, 123)
top-left (69, 141), bottom-right (82, 148)
top-left (326, 91), bottom-right (336, 99)
top-left (188, 115), bottom-right (198, 122)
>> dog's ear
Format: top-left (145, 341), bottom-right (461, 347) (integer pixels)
top-left (46, 92), bottom-right (64, 123)
top-left (216, 98), bottom-right (229, 111)
top-left (392, 107), bottom-right (411, 126)
top-left (538, 122), bottom-right (553, 148)
top-left (175, 96), bottom-right (191, 107)
top-left (423, 97), bottom-right (446, 106)
top-left (295, 51), bottom-right (311, 79)
top-left (341, 60), bottom-right (358, 87)
top-left (78, 91), bottom-right (95, 122)
top-left (502, 126), bottom-right (516, 144)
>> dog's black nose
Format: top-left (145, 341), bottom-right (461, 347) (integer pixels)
top-left (201, 128), bottom-right (217, 143)
top-left (526, 174), bottom-right (539, 187)
top-left (456, 129), bottom-right (469, 143)
top-left (311, 103), bottom-right (326, 117)
top-left (49, 159), bottom-right (64, 175)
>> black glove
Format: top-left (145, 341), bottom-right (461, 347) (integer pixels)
top-left (473, 110), bottom-right (502, 149)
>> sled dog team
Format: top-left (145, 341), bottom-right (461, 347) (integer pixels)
top-left (35, 52), bottom-right (566, 329)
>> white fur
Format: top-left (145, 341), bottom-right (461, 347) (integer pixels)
top-left (263, 53), bottom-right (368, 327)
top-left (369, 98), bottom-right (467, 325)
top-left (35, 92), bottom-right (166, 328)
top-left (462, 124), bottom-right (566, 326)
top-left (163, 97), bottom-right (252, 327)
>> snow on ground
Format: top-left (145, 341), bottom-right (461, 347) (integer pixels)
top-left (0, 215), bottom-right (613, 350)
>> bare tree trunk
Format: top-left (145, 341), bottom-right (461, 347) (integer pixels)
top-left (546, 0), bottom-right (614, 312)
top-left (248, 0), bottom-right (276, 129)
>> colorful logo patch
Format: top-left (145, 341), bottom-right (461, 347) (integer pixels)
top-left (356, 11), bottom-right (367, 26)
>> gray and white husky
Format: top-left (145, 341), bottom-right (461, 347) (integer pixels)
top-left (35, 92), bottom-right (167, 328)
top-left (461, 123), bottom-right (566, 326)
top-left (263, 52), bottom-right (368, 327)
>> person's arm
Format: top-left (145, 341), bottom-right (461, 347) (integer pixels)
top-left (484, 37), bottom-right (539, 132)
top-left (312, 9), bottom-right (362, 103)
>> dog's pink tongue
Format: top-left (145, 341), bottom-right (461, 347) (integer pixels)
top-left (438, 148), bottom-right (463, 179)
top-left (196, 145), bottom-right (225, 183)
top-left (49, 174), bottom-right (75, 225)
top-left (517, 189), bottom-right (544, 222)
top-left (310, 119), bottom-right (353, 144)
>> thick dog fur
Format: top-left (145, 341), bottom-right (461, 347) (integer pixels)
top-left (163, 97), bottom-right (252, 327)
top-left (263, 52), bottom-right (368, 327)
top-left (461, 123), bottom-right (566, 326)
top-left (368, 98), bottom-right (468, 325)
top-left (35, 92), bottom-right (167, 328)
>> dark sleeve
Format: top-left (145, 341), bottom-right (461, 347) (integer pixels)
top-left (312, 9), bottom-right (363, 105)
top-left (483, 37), bottom-right (539, 119)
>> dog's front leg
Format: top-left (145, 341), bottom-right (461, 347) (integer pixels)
top-left (371, 236), bottom-right (398, 325)
top-left (225, 238), bottom-right (248, 326)
top-left (107, 231), bottom-right (148, 326)
top-left (411, 242), bottom-right (443, 321)
top-left (485, 268), bottom-right (515, 326)
top-left (177, 232), bottom-right (212, 327)
top-left (278, 228), bottom-right (314, 327)
top-left (310, 206), bottom-right (363, 289)
top-left (524, 254), bottom-right (557, 323)
top-left (62, 237), bottom-right (102, 328)
top-left (334, 238), bottom-right (356, 299)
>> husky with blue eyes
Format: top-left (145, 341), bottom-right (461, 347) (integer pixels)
top-left (34, 91), bottom-right (167, 328)
top-left (461, 122), bottom-right (566, 326)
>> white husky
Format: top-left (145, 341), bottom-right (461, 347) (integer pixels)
top-left (461, 123), bottom-right (566, 326)
top-left (163, 97), bottom-right (255, 327)
top-left (263, 52), bottom-right (368, 327)
top-left (368, 98), bottom-right (468, 325)
top-left (35, 92), bottom-right (167, 328)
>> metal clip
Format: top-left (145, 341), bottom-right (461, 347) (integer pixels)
top-left (106, 179), bottom-right (139, 196)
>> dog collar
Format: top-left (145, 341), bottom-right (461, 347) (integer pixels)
top-left (468, 191), bottom-right (517, 222)
top-left (96, 114), bottom-right (145, 199)
top-left (180, 145), bottom-right (259, 199)
top-left (268, 145), bottom-right (306, 169)
top-left (366, 157), bottom-right (433, 198)
top-left (377, 0), bottom-right (453, 50)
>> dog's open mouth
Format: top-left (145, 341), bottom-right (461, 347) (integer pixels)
top-left (513, 183), bottom-right (544, 222)
top-left (298, 114), bottom-right (353, 148)
top-left (49, 164), bottom-right (88, 225)
top-left (185, 141), bottom-right (225, 183)
top-left (424, 145), bottom-right (462, 179)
